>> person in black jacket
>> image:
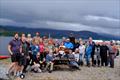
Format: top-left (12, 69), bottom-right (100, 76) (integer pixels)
top-left (31, 52), bottom-right (42, 73)
top-left (100, 42), bottom-right (109, 66)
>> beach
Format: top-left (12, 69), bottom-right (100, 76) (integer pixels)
top-left (0, 56), bottom-right (120, 80)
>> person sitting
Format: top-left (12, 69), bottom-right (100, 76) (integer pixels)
top-left (58, 46), bottom-right (65, 58)
top-left (31, 52), bottom-right (42, 73)
top-left (68, 50), bottom-right (80, 70)
top-left (44, 50), bottom-right (54, 73)
top-left (73, 48), bottom-right (80, 65)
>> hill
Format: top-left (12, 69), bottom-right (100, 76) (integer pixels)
top-left (0, 25), bottom-right (120, 40)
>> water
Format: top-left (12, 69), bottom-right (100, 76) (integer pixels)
top-left (0, 36), bottom-right (13, 56)
top-left (0, 37), bottom-right (61, 56)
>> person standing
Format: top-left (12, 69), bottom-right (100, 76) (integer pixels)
top-left (64, 39), bottom-right (74, 50)
top-left (7, 33), bottom-right (22, 77)
top-left (85, 41), bottom-right (93, 67)
top-left (94, 42), bottom-right (101, 67)
top-left (88, 37), bottom-right (95, 66)
top-left (69, 33), bottom-right (75, 51)
top-left (32, 32), bottom-right (41, 45)
top-left (108, 41), bottom-right (117, 68)
top-left (78, 40), bottom-right (85, 66)
top-left (100, 42), bottom-right (109, 66)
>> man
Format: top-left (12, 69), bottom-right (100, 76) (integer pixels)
top-left (7, 33), bottom-right (22, 78)
top-left (100, 42), bottom-right (109, 66)
top-left (19, 33), bottom-right (30, 74)
top-left (32, 32), bottom-right (41, 45)
top-left (64, 39), bottom-right (74, 50)
top-left (69, 33), bottom-right (75, 51)
top-left (69, 33), bottom-right (75, 45)
top-left (85, 41), bottom-right (93, 67)
top-left (108, 41), bottom-right (117, 68)
top-left (89, 37), bottom-right (95, 66)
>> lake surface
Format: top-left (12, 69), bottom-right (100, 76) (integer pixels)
top-left (0, 37), bottom-right (61, 56)
top-left (0, 36), bottom-right (13, 56)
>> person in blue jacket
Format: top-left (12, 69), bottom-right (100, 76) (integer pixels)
top-left (64, 39), bottom-right (74, 50)
top-left (85, 41), bottom-right (93, 67)
top-left (31, 42), bottom-right (40, 60)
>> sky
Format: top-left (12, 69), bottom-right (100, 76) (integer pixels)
top-left (0, 0), bottom-right (120, 36)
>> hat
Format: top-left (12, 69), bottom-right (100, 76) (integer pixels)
top-left (27, 34), bottom-right (31, 37)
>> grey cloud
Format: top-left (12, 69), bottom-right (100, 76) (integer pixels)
top-left (0, 0), bottom-right (120, 36)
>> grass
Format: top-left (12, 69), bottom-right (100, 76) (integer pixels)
top-left (0, 58), bottom-right (11, 64)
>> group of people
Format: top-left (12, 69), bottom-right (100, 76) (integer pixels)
top-left (7, 32), bottom-right (119, 79)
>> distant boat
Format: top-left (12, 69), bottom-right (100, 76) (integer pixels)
top-left (0, 55), bottom-right (10, 60)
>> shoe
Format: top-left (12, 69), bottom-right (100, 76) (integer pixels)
top-left (20, 74), bottom-right (25, 79)
top-left (6, 73), bottom-right (11, 79)
top-left (48, 70), bottom-right (52, 73)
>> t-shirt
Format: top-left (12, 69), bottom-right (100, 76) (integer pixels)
top-left (39, 43), bottom-right (44, 53)
top-left (79, 45), bottom-right (85, 54)
top-left (9, 39), bottom-right (21, 53)
top-left (21, 41), bottom-right (29, 56)
top-left (74, 53), bottom-right (79, 61)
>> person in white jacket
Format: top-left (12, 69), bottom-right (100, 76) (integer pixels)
top-left (79, 40), bottom-right (85, 66)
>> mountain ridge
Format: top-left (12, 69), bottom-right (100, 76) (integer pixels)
top-left (0, 25), bottom-right (120, 40)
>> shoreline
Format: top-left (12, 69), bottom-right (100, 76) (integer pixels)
top-left (0, 56), bottom-right (120, 80)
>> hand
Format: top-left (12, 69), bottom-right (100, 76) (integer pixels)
top-left (10, 52), bottom-right (13, 55)
top-left (27, 56), bottom-right (30, 59)
top-left (21, 53), bottom-right (24, 56)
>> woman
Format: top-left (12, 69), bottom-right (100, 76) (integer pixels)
top-left (79, 40), bottom-right (85, 66)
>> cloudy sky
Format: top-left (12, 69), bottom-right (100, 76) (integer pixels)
top-left (0, 0), bottom-right (120, 36)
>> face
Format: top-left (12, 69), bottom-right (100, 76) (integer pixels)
top-left (80, 41), bottom-right (83, 45)
top-left (69, 50), bottom-right (72, 54)
top-left (103, 42), bottom-right (106, 45)
top-left (36, 53), bottom-right (40, 58)
top-left (14, 33), bottom-right (19, 40)
top-left (75, 49), bottom-right (79, 53)
top-left (96, 42), bottom-right (98, 45)
top-left (66, 39), bottom-right (70, 42)
top-left (22, 34), bottom-right (25, 37)
top-left (36, 32), bottom-right (39, 36)
top-left (89, 37), bottom-right (92, 42)
top-left (21, 34), bottom-right (26, 42)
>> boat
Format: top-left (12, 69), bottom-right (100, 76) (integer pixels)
top-left (0, 55), bottom-right (10, 60)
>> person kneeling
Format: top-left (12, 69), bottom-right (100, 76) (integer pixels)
top-left (31, 53), bottom-right (42, 73)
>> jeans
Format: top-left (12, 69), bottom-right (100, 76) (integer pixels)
top-left (45, 62), bottom-right (54, 71)
top-left (86, 54), bottom-right (91, 66)
top-left (79, 53), bottom-right (83, 62)
top-left (70, 61), bottom-right (79, 68)
top-left (109, 53), bottom-right (115, 68)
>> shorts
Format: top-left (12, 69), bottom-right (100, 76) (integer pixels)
top-left (18, 54), bottom-right (26, 66)
top-left (11, 53), bottom-right (20, 62)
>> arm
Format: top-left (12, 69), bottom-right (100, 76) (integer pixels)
top-left (8, 45), bottom-right (13, 55)
top-left (82, 46), bottom-right (85, 59)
